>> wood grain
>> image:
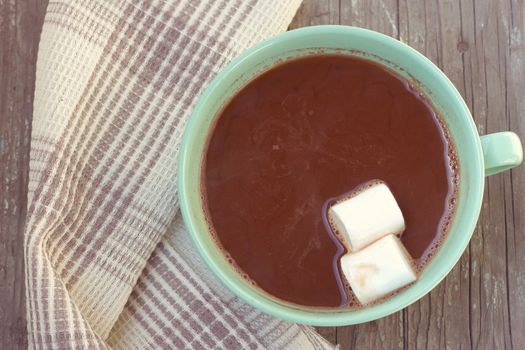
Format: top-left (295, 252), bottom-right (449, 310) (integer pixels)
top-left (0, 0), bottom-right (47, 349)
top-left (1, 0), bottom-right (524, 349)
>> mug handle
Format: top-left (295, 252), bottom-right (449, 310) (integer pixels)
top-left (481, 132), bottom-right (523, 176)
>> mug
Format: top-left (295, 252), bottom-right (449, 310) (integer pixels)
top-left (178, 26), bottom-right (523, 326)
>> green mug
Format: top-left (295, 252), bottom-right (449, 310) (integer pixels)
top-left (178, 26), bottom-right (523, 326)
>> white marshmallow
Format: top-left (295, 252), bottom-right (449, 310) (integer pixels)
top-left (340, 234), bottom-right (417, 305)
top-left (328, 182), bottom-right (405, 252)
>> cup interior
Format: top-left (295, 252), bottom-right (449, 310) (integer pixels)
top-left (178, 25), bottom-right (485, 325)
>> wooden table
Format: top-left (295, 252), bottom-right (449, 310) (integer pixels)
top-left (1, 0), bottom-right (523, 349)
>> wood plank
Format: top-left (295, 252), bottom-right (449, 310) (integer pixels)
top-left (0, 0), bottom-right (47, 349)
top-left (504, 0), bottom-right (525, 347)
top-left (340, 0), bottom-right (399, 39)
top-left (399, 1), bottom-right (472, 348)
top-left (289, 1), bottom-right (341, 345)
top-left (462, 0), bottom-right (519, 348)
top-left (289, 0), bottom-right (340, 28)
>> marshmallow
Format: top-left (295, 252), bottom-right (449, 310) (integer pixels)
top-left (340, 234), bottom-right (417, 305)
top-left (328, 182), bottom-right (405, 251)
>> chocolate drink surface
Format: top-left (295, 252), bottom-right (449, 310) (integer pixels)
top-left (202, 55), bottom-right (458, 308)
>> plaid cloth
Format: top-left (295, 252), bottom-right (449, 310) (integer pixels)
top-left (25, 0), bottom-right (336, 349)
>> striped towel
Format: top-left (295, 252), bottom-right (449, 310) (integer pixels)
top-left (25, 0), bottom-right (336, 349)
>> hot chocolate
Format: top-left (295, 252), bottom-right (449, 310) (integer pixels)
top-left (202, 55), bottom-right (458, 308)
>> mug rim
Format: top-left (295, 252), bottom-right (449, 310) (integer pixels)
top-left (178, 25), bottom-right (484, 325)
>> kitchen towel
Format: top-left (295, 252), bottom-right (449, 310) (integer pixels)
top-left (25, 0), bottom-right (335, 349)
